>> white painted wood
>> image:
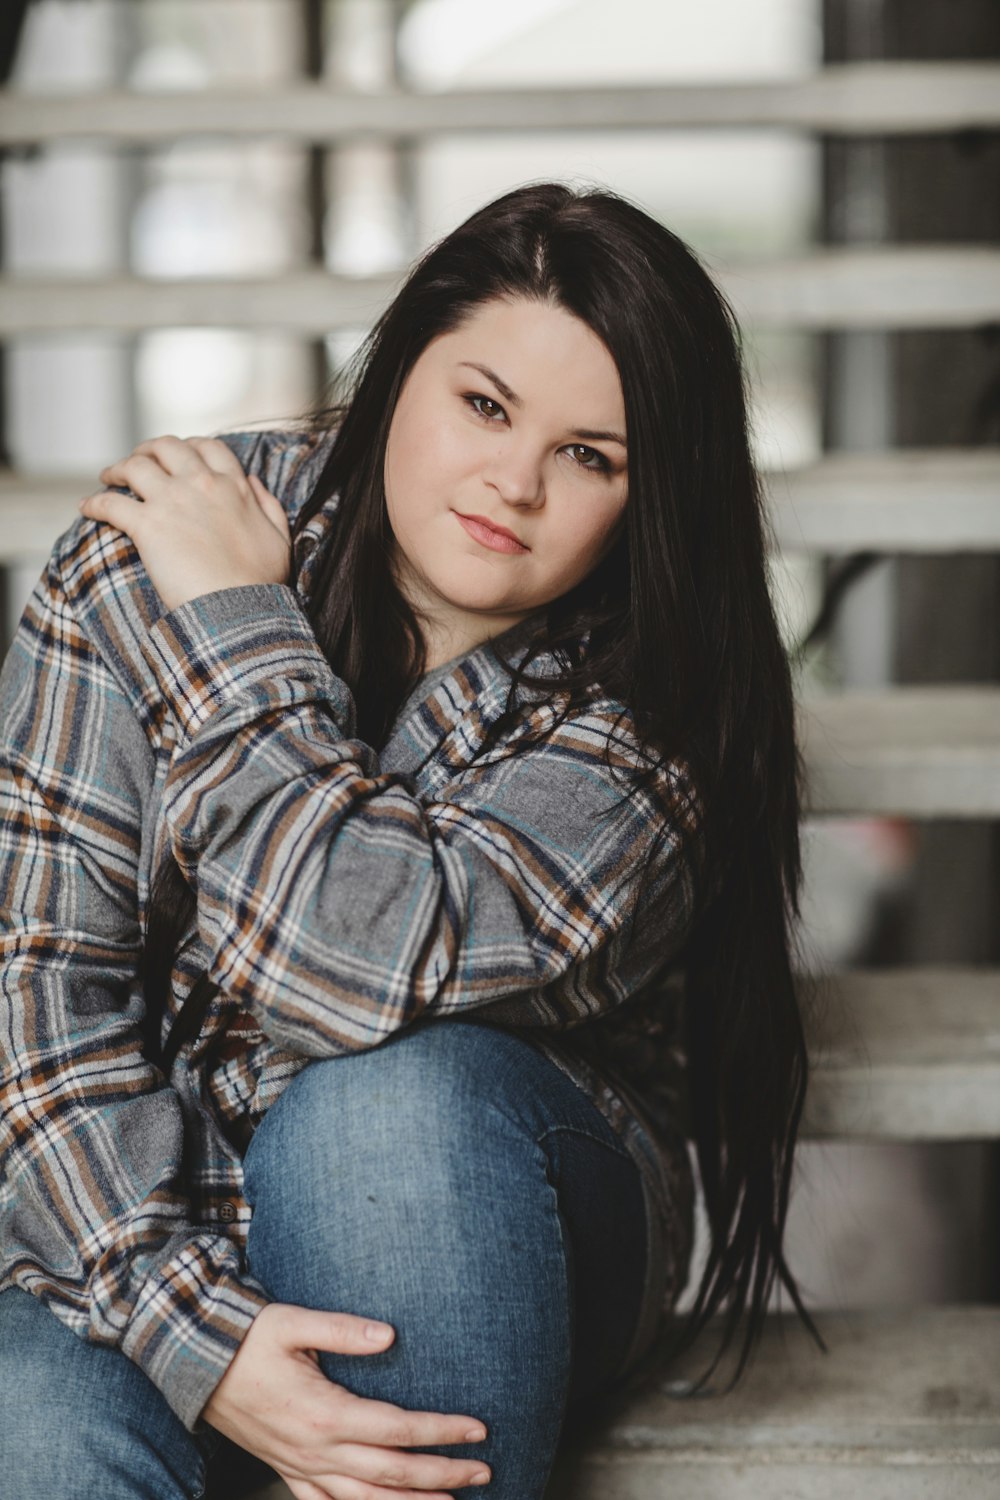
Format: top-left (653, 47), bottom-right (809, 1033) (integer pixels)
top-left (7, 450), bottom-right (1000, 562)
top-left (766, 448), bottom-right (1000, 553)
top-left (3, 248), bottom-right (999, 334)
top-left (719, 246), bottom-right (1000, 328)
top-left (5, 64), bottom-right (1000, 145)
top-left (0, 269), bottom-right (398, 335)
top-left (243, 1307), bottom-right (1000, 1500)
top-left (799, 686), bottom-right (1000, 816)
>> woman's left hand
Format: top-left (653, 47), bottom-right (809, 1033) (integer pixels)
top-left (79, 434), bottom-right (293, 613)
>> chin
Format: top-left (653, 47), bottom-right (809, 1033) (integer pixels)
top-left (420, 567), bottom-right (506, 609)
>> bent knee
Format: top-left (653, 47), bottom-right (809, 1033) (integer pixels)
top-left (241, 1020), bottom-right (562, 1248)
top-left (246, 1019), bottom-right (547, 1178)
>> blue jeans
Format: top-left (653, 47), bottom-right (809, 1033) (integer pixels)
top-left (0, 1017), bottom-right (673, 1499)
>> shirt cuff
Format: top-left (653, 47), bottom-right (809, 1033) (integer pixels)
top-left (141, 582), bottom-right (356, 745)
top-left (121, 1234), bottom-right (273, 1434)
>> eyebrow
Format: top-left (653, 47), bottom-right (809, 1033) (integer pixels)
top-left (457, 361), bottom-right (628, 448)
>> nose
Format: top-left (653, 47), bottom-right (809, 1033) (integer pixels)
top-left (482, 443), bottom-right (545, 507)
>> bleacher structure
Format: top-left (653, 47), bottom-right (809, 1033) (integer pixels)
top-left (2, 26), bottom-right (998, 1500)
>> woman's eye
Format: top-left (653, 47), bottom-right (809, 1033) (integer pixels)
top-left (568, 444), bottom-right (611, 474)
top-left (464, 393), bottom-right (505, 421)
top-left (464, 395), bottom-right (611, 475)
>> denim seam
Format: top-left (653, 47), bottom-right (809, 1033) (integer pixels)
top-left (533, 1121), bottom-right (635, 1162)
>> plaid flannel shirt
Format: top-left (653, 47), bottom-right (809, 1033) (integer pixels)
top-left (1, 426), bottom-right (699, 1433)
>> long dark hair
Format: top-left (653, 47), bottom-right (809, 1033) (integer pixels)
top-left (141, 181), bottom-right (825, 1391)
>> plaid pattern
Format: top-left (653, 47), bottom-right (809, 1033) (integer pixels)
top-left (1, 426), bottom-right (699, 1434)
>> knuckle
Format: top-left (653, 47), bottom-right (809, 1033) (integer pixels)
top-left (376, 1461), bottom-right (410, 1485)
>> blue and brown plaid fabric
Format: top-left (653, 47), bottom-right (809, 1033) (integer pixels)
top-left (1, 426), bottom-right (699, 1432)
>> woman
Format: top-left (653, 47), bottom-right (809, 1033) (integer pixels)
top-left (0, 182), bottom-right (822, 1499)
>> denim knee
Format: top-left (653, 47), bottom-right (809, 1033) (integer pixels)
top-left (241, 1018), bottom-right (573, 1292)
top-left (237, 1019), bottom-right (646, 1499)
top-left (241, 1019), bottom-right (575, 1407)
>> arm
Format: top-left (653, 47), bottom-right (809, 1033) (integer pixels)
top-left (140, 581), bottom-right (700, 1059)
top-left (0, 550), bottom-right (271, 1435)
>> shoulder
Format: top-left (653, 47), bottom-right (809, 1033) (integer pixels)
top-left (49, 423), bottom-right (338, 732)
top-left (214, 423), bottom-right (337, 527)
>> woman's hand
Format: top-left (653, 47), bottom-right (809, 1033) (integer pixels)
top-left (78, 434), bottom-right (293, 613)
top-left (202, 1302), bottom-right (493, 1500)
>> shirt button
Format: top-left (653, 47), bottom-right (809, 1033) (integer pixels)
top-left (218, 1200), bottom-right (238, 1224)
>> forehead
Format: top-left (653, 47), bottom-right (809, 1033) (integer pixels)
top-left (434, 297), bottom-right (625, 412)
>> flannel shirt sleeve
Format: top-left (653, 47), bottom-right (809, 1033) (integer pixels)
top-left (140, 581), bottom-right (699, 1059)
top-left (0, 553), bottom-right (271, 1435)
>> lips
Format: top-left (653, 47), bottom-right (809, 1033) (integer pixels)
top-left (454, 512), bottom-right (529, 554)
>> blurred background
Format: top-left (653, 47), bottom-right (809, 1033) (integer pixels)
top-left (1, 0), bottom-right (998, 1325)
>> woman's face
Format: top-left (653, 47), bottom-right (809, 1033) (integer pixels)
top-left (383, 295), bottom-right (629, 670)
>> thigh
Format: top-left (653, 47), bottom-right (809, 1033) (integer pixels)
top-left (0, 1285), bottom-right (211, 1500)
top-left (240, 1018), bottom-right (651, 1494)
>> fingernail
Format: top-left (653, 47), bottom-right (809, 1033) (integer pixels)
top-left (471, 1471), bottom-right (491, 1484)
top-left (365, 1322), bottom-right (392, 1341)
top-left (465, 1427), bottom-right (487, 1442)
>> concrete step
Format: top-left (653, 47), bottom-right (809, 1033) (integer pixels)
top-left (650, 965), bottom-right (1000, 1141)
top-left (544, 1304), bottom-right (1000, 1499)
top-left (802, 965), bottom-right (1000, 1139)
top-left (768, 447), bottom-right (1000, 554)
top-left (243, 1306), bottom-right (1000, 1500)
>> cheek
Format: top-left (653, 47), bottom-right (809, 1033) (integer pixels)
top-left (386, 406), bottom-right (465, 527)
top-left (564, 509), bottom-right (623, 573)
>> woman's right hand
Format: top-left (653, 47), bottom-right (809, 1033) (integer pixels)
top-left (202, 1302), bottom-right (492, 1499)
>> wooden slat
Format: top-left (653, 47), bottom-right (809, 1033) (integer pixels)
top-left (4, 64), bottom-right (1000, 145)
top-left (4, 248), bottom-right (998, 334)
top-left (799, 685), bottom-right (1000, 816)
top-left (768, 448), bottom-right (1000, 553)
top-left (0, 269), bottom-right (396, 335)
top-left (6, 449), bottom-right (1000, 562)
top-left (5, 449), bottom-right (1000, 562)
